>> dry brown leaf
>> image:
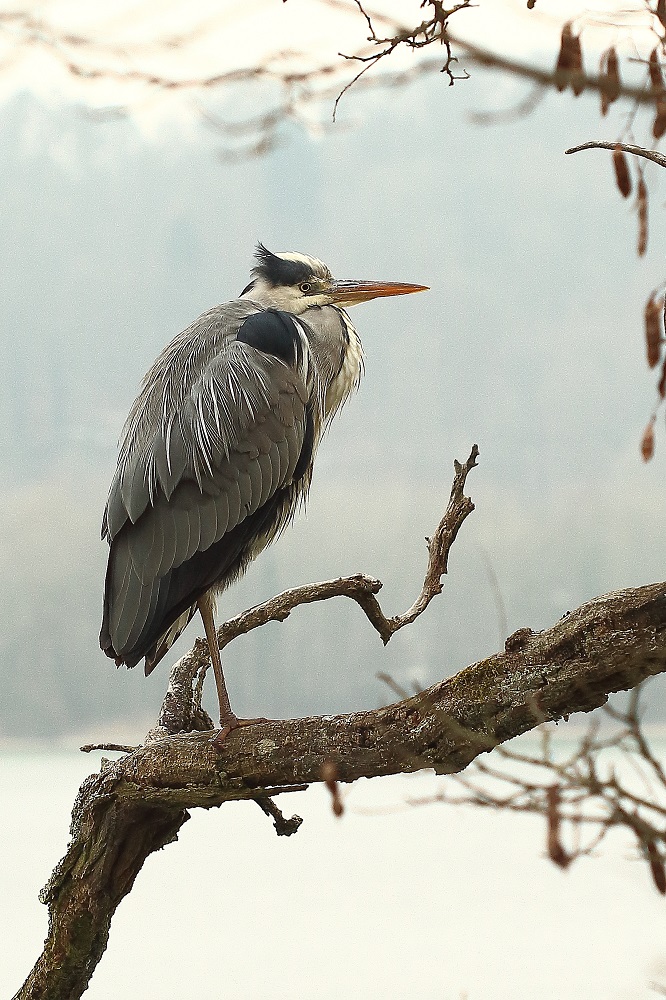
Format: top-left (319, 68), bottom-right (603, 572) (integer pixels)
top-left (647, 49), bottom-right (666, 136)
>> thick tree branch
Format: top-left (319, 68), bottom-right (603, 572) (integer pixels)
top-left (16, 578), bottom-right (666, 1000)
top-left (107, 581), bottom-right (666, 794)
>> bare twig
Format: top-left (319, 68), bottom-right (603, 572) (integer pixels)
top-left (253, 795), bottom-right (303, 836)
top-left (566, 141), bottom-right (666, 168)
top-left (79, 742), bottom-right (138, 754)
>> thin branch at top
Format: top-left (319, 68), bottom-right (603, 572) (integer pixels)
top-left (566, 140), bottom-right (666, 168)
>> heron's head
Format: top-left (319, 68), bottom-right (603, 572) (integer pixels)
top-left (241, 244), bottom-right (428, 315)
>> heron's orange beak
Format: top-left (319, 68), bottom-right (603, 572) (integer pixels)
top-left (330, 279), bottom-right (429, 307)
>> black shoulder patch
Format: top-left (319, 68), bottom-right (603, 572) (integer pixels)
top-left (237, 309), bottom-right (299, 364)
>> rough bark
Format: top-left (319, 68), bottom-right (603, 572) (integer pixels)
top-left (15, 580), bottom-right (666, 1000)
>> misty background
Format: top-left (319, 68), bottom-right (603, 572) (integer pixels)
top-left (2, 62), bottom-right (665, 742)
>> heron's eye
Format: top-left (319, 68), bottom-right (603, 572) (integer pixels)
top-left (299, 281), bottom-right (312, 294)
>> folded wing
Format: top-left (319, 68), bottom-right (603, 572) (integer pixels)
top-left (100, 307), bottom-right (316, 672)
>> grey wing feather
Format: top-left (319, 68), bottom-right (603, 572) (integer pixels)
top-left (255, 451), bottom-right (275, 507)
top-left (128, 510), bottom-right (162, 584)
top-left (170, 506), bottom-right (191, 569)
top-left (184, 503), bottom-right (202, 563)
top-left (122, 575), bottom-right (156, 655)
top-left (156, 506), bottom-right (178, 578)
top-left (236, 467), bottom-right (254, 518)
top-left (215, 473), bottom-right (242, 534)
top-left (198, 493), bottom-right (219, 551)
top-left (268, 441), bottom-right (286, 493)
top-left (212, 490), bottom-right (230, 542)
top-left (274, 437), bottom-right (292, 484)
top-left (110, 539), bottom-right (149, 653)
top-left (109, 544), bottom-right (132, 639)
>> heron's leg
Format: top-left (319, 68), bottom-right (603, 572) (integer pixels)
top-left (197, 595), bottom-right (268, 746)
top-left (197, 595), bottom-right (236, 727)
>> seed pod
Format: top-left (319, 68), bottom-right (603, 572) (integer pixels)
top-left (647, 839), bottom-right (666, 895)
top-left (555, 22), bottom-right (581, 93)
top-left (613, 144), bottom-right (632, 198)
top-left (637, 174), bottom-right (648, 256)
top-left (641, 416), bottom-right (656, 462)
top-left (600, 47), bottom-right (621, 115)
top-left (645, 294), bottom-right (663, 367)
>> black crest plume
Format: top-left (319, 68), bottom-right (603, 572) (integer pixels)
top-left (253, 243), bottom-right (313, 287)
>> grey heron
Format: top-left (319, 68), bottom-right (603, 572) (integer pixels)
top-left (100, 245), bottom-right (427, 739)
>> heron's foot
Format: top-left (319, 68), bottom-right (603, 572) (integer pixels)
top-left (212, 714), bottom-right (270, 748)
